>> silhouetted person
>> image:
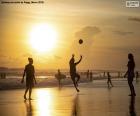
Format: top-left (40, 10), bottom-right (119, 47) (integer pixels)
top-left (107, 72), bottom-right (113, 88)
top-left (55, 69), bottom-right (66, 88)
top-left (56, 69), bottom-right (62, 87)
top-left (21, 58), bottom-right (37, 100)
top-left (103, 72), bottom-right (106, 77)
top-left (135, 71), bottom-right (139, 83)
top-left (118, 72), bottom-right (120, 78)
top-left (87, 70), bottom-right (90, 80)
top-left (90, 71), bottom-right (93, 81)
top-left (124, 53), bottom-right (136, 96)
top-left (0, 73), bottom-right (6, 79)
top-left (69, 54), bottom-right (82, 92)
top-left (129, 96), bottom-right (136, 116)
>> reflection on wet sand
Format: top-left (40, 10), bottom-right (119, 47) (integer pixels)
top-left (24, 89), bottom-right (75, 116)
top-left (23, 88), bottom-right (138, 116)
top-left (0, 79), bottom-right (140, 116)
top-left (36, 90), bottom-right (53, 116)
top-left (24, 90), bottom-right (54, 116)
top-left (24, 100), bottom-right (33, 116)
top-left (72, 94), bottom-right (79, 116)
top-left (129, 96), bottom-right (136, 116)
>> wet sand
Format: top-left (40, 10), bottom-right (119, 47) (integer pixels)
top-left (0, 78), bottom-right (139, 116)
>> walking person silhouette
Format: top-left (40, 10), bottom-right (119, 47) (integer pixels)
top-left (107, 72), bottom-right (113, 88)
top-left (69, 54), bottom-right (82, 92)
top-left (124, 53), bottom-right (136, 96)
top-left (21, 58), bottom-right (37, 100)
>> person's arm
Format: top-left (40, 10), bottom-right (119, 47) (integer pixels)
top-left (33, 66), bottom-right (37, 84)
top-left (33, 75), bottom-right (37, 84)
top-left (21, 67), bottom-right (26, 83)
top-left (124, 71), bottom-right (128, 78)
top-left (124, 62), bottom-right (129, 78)
top-left (75, 55), bottom-right (82, 65)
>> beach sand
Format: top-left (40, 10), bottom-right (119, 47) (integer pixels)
top-left (0, 78), bottom-right (139, 116)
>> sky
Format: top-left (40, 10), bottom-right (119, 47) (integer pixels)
top-left (0, 0), bottom-right (140, 70)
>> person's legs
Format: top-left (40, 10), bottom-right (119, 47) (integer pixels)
top-left (110, 80), bottom-right (113, 87)
top-left (71, 76), bottom-right (79, 92)
top-left (24, 87), bottom-right (29, 100)
top-left (107, 79), bottom-right (109, 88)
top-left (75, 73), bottom-right (80, 86)
top-left (29, 86), bottom-right (32, 100)
top-left (128, 80), bottom-right (136, 96)
top-left (90, 77), bottom-right (92, 81)
top-left (131, 83), bottom-right (136, 96)
top-left (58, 79), bottom-right (61, 87)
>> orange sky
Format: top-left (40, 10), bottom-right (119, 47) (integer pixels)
top-left (0, 0), bottom-right (140, 70)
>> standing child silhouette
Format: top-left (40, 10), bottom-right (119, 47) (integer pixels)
top-left (21, 58), bottom-right (37, 100)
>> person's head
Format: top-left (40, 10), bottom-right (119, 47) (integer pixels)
top-left (72, 54), bottom-right (75, 58)
top-left (128, 53), bottom-right (134, 61)
top-left (107, 72), bottom-right (109, 75)
top-left (28, 57), bottom-right (33, 64)
top-left (70, 54), bottom-right (75, 63)
top-left (58, 69), bottom-right (60, 73)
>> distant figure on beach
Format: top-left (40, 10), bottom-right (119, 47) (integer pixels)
top-left (118, 72), bottom-right (120, 78)
top-left (0, 73), bottom-right (6, 79)
top-left (135, 71), bottom-right (139, 83)
top-left (69, 54), bottom-right (82, 92)
top-left (107, 72), bottom-right (113, 88)
top-left (86, 70), bottom-right (90, 80)
top-left (103, 72), bottom-right (106, 77)
top-left (124, 53), bottom-right (136, 96)
top-left (55, 69), bottom-right (66, 87)
top-left (21, 58), bottom-right (37, 100)
top-left (90, 71), bottom-right (93, 82)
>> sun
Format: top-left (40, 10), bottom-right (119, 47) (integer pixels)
top-left (29, 24), bottom-right (58, 53)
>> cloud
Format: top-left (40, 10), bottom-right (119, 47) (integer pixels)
top-left (113, 30), bottom-right (134, 36)
top-left (105, 46), bottom-right (140, 54)
top-left (54, 55), bottom-right (62, 60)
top-left (22, 53), bottom-right (33, 58)
top-left (73, 26), bottom-right (101, 54)
top-left (128, 17), bottom-right (140, 23)
top-left (75, 26), bottom-right (101, 40)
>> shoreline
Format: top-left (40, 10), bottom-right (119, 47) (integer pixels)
top-left (0, 76), bottom-right (126, 91)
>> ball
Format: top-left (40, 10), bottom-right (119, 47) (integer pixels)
top-left (79, 39), bottom-right (83, 44)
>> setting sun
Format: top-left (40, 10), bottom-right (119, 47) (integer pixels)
top-left (29, 24), bottom-right (58, 53)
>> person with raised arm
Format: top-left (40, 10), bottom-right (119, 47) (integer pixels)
top-left (69, 54), bottom-right (82, 92)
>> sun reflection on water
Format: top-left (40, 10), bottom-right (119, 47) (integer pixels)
top-left (24, 89), bottom-right (74, 116)
top-left (36, 89), bottom-right (53, 116)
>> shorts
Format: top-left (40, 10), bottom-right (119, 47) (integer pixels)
top-left (26, 77), bottom-right (34, 88)
top-left (70, 72), bottom-right (80, 79)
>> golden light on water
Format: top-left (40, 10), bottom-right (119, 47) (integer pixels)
top-left (24, 89), bottom-right (75, 116)
top-left (29, 24), bottom-right (58, 53)
top-left (36, 89), bottom-right (53, 116)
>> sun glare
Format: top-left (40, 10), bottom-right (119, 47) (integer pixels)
top-left (29, 24), bottom-right (58, 53)
top-left (36, 89), bottom-right (53, 116)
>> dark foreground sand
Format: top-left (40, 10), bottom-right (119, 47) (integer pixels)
top-left (0, 78), bottom-right (139, 116)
